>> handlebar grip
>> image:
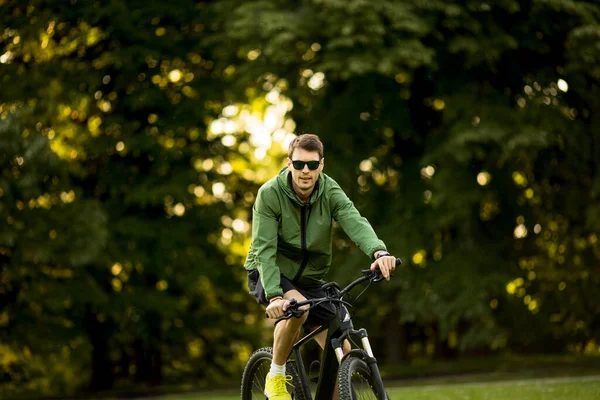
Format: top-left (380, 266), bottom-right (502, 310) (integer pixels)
top-left (369, 258), bottom-right (402, 282)
top-left (266, 310), bottom-right (293, 321)
top-left (265, 298), bottom-right (300, 320)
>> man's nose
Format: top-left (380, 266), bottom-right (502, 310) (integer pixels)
top-left (302, 164), bottom-right (310, 172)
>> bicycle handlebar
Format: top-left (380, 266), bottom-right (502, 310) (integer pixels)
top-left (265, 257), bottom-right (402, 323)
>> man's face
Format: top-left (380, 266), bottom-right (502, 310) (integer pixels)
top-left (287, 148), bottom-right (323, 195)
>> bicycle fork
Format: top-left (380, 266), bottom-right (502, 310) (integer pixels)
top-left (332, 328), bottom-right (387, 400)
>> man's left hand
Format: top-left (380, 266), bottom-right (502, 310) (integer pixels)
top-left (370, 255), bottom-right (396, 280)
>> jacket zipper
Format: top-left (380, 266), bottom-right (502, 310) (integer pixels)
top-left (293, 204), bottom-right (310, 281)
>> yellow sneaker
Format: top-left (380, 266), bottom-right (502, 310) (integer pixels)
top-left (264, 374), bottom-right (293, 400)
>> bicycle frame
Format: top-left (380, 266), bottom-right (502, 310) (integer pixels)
top-left (286, 284), bottom-right (388, 400)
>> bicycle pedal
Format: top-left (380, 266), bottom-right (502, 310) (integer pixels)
top-left (309, 360), bottom-right (320, 383)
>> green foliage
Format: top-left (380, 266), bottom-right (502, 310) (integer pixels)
top-left (1, 0), bottom-right (262, 396)
top-left (206, 0), bottom-right (600, 358)
top-left (0, 116), bottom-right (107, 395)
top-left (1, 0), bottom-right (600, 397)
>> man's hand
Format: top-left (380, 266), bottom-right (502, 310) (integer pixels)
top-left (265, 298), bottom-right (290, 319)
top-left (370, 254), bottom-right (397, 280)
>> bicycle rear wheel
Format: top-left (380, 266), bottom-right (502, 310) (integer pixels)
top-left (338, 357), bottom-right (388, 400)
top-left (240, 347), bottom-right (308, 400)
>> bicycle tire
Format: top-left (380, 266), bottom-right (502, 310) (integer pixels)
top-left (240, 347), bottom-right (309, 400)
top-left (338, 357), bottom-right (388, 400)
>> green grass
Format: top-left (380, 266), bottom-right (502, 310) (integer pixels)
top-left (155, 375), bottom-right (600, 400)
top-left (388, 376), bottom-right (600, 399)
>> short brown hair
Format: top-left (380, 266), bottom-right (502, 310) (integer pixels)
top-left (288, 134), bottom-right (324, 159)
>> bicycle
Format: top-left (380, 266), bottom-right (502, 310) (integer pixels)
top-left (240, 258), bottom-right (401, 400)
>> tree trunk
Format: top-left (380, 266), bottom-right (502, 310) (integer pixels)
top-left (384, 308), bottom-right (408, 363)
top-left (85, 306), bottom-right (115, 391)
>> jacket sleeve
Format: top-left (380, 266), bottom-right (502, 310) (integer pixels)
top-left (329, 180), bottom-right (387, 259)
top-left (251, 187), bottom-right (284, 300)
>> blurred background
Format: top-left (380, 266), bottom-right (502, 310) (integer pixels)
top-left (1, 0), bottom-right (600, 398)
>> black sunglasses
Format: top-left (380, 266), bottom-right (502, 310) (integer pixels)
top-left (291, 159), bottom-right (322, 170)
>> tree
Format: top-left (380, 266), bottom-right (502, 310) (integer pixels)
top-left (0, 115), bottom-right (107, 394)
top-left (1, 0), bottom-right (268, 395)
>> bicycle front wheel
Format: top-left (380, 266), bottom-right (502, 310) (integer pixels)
top-left (240, 347), bottom-right (308, 400)
top-left (338, 357), bottom-right (388, 400)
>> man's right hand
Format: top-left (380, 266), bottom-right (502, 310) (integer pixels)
top-left (265, 297), bottom-right (290, 319)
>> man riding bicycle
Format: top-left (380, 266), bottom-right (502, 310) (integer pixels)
top-left (244, 133), bottom-right (397, 400)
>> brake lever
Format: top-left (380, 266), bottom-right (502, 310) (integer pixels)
top-left (274, 312), bottom-right (294, 326)
top-left (273, 306), bottom-right (307, 325)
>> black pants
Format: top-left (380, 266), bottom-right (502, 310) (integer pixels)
top-left (247, 269), bottom-right (346, 333)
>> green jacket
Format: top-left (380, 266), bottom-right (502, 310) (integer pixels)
top-left (244, 167), bottom-right (387, 300)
